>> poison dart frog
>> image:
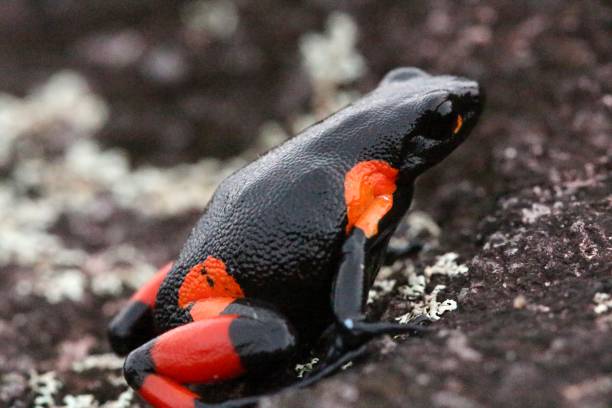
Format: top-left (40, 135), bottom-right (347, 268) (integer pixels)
top-left (108, 67), bottom-right (484, 408)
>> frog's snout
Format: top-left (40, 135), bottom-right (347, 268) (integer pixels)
top-left (455, 81), bottom-right (485, 124)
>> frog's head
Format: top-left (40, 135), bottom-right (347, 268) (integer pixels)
top-left (375, 67), bottom-right (484, 180)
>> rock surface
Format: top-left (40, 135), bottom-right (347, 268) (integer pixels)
top-left (0, 1), bottom-right (610, 407)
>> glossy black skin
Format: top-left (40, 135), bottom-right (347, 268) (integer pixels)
top-left (153, 68), bottom-right (483, 351)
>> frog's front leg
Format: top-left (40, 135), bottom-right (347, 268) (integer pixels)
top-left (108, 262), bottom-right (173, 355)
top-left (294, 228), bottom-right (429, 387)
top-left (123, 298), bottom-right (297, 408)
top-left (331, 228), bottom-right (430, 349)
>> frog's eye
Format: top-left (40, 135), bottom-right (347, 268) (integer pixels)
top-left (452, 114), bottom-right (463, 134)
top-left (427, 100), bottom-right (461, 140)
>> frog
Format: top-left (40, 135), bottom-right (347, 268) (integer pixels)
top-left (108, 67), bottom-right (484, 408)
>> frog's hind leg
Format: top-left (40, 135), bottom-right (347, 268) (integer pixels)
top-left (108, 262), bottom-right (173, 355)
top-left (123, 298), bottom-right (297, 408)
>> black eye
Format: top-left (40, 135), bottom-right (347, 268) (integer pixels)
top-left (428, 100), bottom-right (462, 139)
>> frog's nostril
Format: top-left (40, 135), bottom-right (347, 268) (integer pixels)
top-left (460, 84), bottom-right (484, 114)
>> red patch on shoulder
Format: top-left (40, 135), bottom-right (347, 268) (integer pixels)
top-left (344, 160), bottom-right (399, 238)
top-left (178, 256), bottom-right (244, 308)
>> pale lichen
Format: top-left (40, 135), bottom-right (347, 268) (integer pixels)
top-left (593, 292), bottom-right (612, 315)
top-left (29, 370), bottom-right (62, 408)
top-left (405, 211), bottom-right (442, 241)
top-left (40, 270), bottom-right (86, 304)
top-left (295, 357), bottom-right (320, 378)
top-left (300, 12), bottom-right (366, 117)
top-left (521, 203), bottom-right (551, 224)
top-left (395, 252), bottom-right (468, 323)
top-left (300, 12), bottom-right (366, 88)
top-left (424, 252), bottom-right (469, 279)
top-left (0, 70), bottom-right (108, 164)
top-left (182, 0), bottom-right (240, 40)
top-left (72, 353), bottom-right (125, 373)
top-left (396, 285), bottom-right (458, 323)
top-left (367, 279), bottom-right (396, 304)
top-left (62, 394), bottom-right (98, 408)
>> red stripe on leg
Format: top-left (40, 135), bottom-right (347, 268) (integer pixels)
top-left (151, 315), bottom-right (245, 383)
top-left (189, 297), bottom-right (235, 321)
top-left (131, 262), bottom-right (173, 307)
top-left (140, 374), bottom-right (198, 408)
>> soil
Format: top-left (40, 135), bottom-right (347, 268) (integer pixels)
top-left (0, 1), bottom-right (610, 407)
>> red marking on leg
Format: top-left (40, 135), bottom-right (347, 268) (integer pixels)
top-left (344, 160), bottom-right (398, 238)
top-left (140, 374), bottom-right (198, 408)
top-left (178, 256), bottom-right (244, 308)
top-left (189, 297), bottom-right (235, 321)
top-left (151, 315), bottom-right (245, 384)
top-left (131, 262), bottom-right (173, 307)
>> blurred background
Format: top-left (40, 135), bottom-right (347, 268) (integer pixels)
top-left (0, 1), bottom-right (610, 407)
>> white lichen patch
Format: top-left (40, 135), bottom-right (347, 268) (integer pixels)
top-left (593, 292), bottom-right (612, 315)
top-left (27, 354), bottom-right (133, 408)
top-left (295, 357), bottom-right (319, 378)
top-left (0, 185), bottom-right (77, 266)
top-left (3, 116), bottom-right (242, 304)
top-left (40, 270), bottom-right (86, 304)
top-left (72, 353), bottom-right (125, 373)
top-left (300, 12), bottom-right (366, 88)
top-left (397, 263), bottom-right (426, 300)
top-left (405, 211), bottom-right (441, 240)
top-left (396, 285), bottom-right (457, 323)
top-left (0, 71), bottom-right (108, 164)
top-left (85, 244), bottom-right (157, 292)
top-left (62, 394), bottom-right (98, 408)
top-left (182, 0), bottom-right (240, 40)
top-left (367, 279), bottom-right (396, 304)
top-left (35, 138), bottom-right (245, 217)
top-left (424, 252), bottom-right (469, 279)
top-left (90, 274), bottom-right (124, 297)
top-left (29, 370), bottom-right (62, 408)
top-left (395, 253), bottom-right (468, 324)
top-left (59, 353), bottom-right (135, 408)
top-left (1, 69), bottom-right (244, 274)
top-left (521, 203), bottom-right (551, 224)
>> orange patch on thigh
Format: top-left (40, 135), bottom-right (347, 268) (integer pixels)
top-left (344, 160), bottom-right (399, 238)
top-left (178, 256), bottom-right (244, 308)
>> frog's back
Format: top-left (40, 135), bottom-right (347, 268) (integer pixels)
top-left (154, 78), bottom-right (430, 334)
top-left (155, 131), bottom-right (353, 335)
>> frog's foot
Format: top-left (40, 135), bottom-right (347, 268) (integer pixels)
top-left (292, 315), bottom-right (431, 389)
top-left (339, 314), bottom-right (431, 344)
top-left (108, 262), bottom-right (173, 355)
top-left (123, 297), bottom-right (297, 408)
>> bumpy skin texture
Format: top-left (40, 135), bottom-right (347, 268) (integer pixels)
top-left (154, 67), bottom-right (483, 341)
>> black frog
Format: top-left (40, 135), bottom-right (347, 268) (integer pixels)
top-left (108, 67), bottom-right (484, 408)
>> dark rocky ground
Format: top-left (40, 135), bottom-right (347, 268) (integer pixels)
top-left (0, 1), bottom-right (610, 407)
